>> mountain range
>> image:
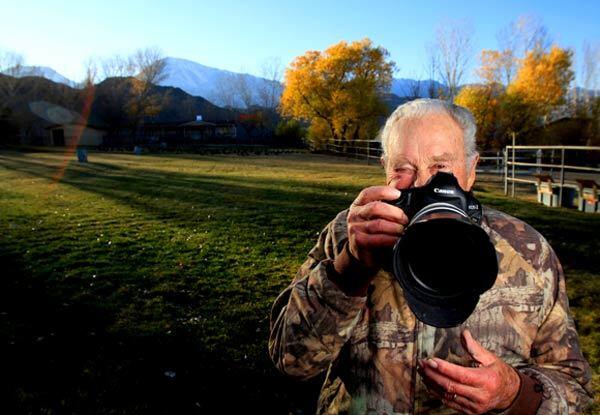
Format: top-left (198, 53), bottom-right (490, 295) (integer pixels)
top-left (3, 57), bottom-right (446, 107)
top-left (6, 65), bottom-right (78, 87)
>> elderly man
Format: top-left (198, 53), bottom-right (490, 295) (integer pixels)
top-left (269, 99), bottom-right (592, 414)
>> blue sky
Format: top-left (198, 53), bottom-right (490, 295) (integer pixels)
top-left (1, 0), bottom-right (598, 84)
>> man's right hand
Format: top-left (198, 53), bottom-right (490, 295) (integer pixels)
top-left (347, 186), bottom-right (409, 269)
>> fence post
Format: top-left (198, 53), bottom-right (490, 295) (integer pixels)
top-left (511, 132), bottom-right (516, 197)
top-left (367, 140), bottom-right (370, 165)
top-left (496, 151), bottom-right (500, 172)
top-left (503, 148), bottom-right (508, 195)
top-left (559, 148), bottom-right (565, 207)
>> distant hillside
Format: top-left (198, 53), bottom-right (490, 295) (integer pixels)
top-left (160, 57), bottom-right (446, 107)
top-left (160, 57), bottom-right (281, 108)
top-left (3, 60), bottom-right (448, 111)
top-left (391, 78), bottom-right (447, 98)
top-left (93, 77), bottom-right (236, 124)
top-left (1, 65), bottom-right (76, 87)
top-left (0, 73), bottom-right (237, 138)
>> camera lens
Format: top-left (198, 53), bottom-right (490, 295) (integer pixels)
top-left (401, 219), bottom-right (486, 296)
top-left (392, 207), bottom-right (498, 308)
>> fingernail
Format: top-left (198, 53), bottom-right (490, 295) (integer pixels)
top-left (427, 359), bottom-right (438, 369)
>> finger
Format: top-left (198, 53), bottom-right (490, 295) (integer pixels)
top-left (462, 330), bottom-right (496, 366)
top-left (425, 358), bottom-right (485, 388)
top-left (353, 232), bottom-right (399, 249)
top-left (354, 219), bottom-right (404, 236)
top-left (419, 360), bottom-right (482, 403)
top-left (355, 201), bottom-right (409, 225)
top-left (421, 379), bottom-right (478, 415)
top-left (353, 186), bottom-right (401, 206)
top-left (443, 395), bottom-right (478, 415)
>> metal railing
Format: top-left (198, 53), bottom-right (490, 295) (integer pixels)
top-left (325, 139), bottom-right (382, 163)
top-left (504, 143), bottom-right (600, 206)
top-left (323, 140), bottom-right (600, 209)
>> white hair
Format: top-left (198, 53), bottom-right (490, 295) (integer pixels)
top-left (379, 98), bottom-right (478, 163)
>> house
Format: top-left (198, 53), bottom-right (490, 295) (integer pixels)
top-left (27, 101), bottom-right (108, 147)
top-left (141, 115), bottom-right (237, 142)
top-left (45, 122), bottom-right (107, 147)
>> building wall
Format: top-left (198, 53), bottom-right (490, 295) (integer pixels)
top-left (50, 125), bottom-right (105, 147)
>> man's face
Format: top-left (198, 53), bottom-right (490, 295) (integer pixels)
top-left (382, 112), bottom-right (478, 191)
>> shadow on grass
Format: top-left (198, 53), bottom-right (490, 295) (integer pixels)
top-left (0, 252), bottom-right (322, 414)
top-left (0, 155), bottom-right (358, 223)
top-left (0, 155), bottom-right (349, 413)
top-left (1, 153), bottom-right (599, 413)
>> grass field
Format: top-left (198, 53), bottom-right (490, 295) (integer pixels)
top-left (1, 149), bottom-right (598, 414)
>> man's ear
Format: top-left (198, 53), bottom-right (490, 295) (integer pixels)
top-left (466, 153), bottom-right (479, 190)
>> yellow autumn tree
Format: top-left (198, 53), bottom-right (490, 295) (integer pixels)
top-left (279, 39), bottom-right (394, 149)
top-left (507, 45), bottom-right (574, 118)
top-left (477, 49), bottom-right (516, 86)
top-left (455, 84), bottom-right (503, 149)
top-left (455, 49), bottom-right (510, 149)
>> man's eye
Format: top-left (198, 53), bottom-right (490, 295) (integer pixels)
top-left (434, 163), bottom-right (449, 170)
top-left (395, 167), bottom-right (415, 175)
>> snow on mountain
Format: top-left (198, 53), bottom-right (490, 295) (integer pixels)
top-left (160, 57), bottom-right (280, 108)
top-left (160, 57), bottom-right (227, 99)
top-left (161, 57), bottom-right (446, 108)
top-left (3, 58), bottom-right (448, 105)
top-left (2, 65), bottom-right (77, 87)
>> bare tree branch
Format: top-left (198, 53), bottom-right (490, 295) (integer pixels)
top-left (130, 47), bottom-right (168, 86)
top-left (434, 20), bottom-right (474, 101)
top-left (100, 54), bottom-right (134, 79)
top-left (0, 50), bottom-right (24, 77)
top-left (234, 71), bottom-right (254, 108)
top-left (424, 43), bottom-right (439, 98)
top-left (258, 57), bottom-right (283, 109)
top-left (582, 41), bottom-right (600, 106)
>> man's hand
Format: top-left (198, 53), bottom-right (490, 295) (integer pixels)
top-left (347, 186), bottom-right (409, 269)
top-left (418, 330), bottom-right (521, 415)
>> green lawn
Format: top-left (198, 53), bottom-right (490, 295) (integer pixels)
top-left (0, 149), bottom-right (598, 413)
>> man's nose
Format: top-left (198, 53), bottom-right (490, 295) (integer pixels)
top-left (413, 170), bottom-right (432, 188)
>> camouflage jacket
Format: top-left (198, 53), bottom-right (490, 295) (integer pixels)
top-left (269, 207), bottom-right (593, 414)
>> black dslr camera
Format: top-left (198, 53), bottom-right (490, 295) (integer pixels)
top-left (388, 172), bottom-right (498, 328)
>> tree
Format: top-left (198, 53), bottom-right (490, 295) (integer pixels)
top-left (455, 84), bottom-right (503, 149)
top-left (433, 20), bottom-right (474, 100)
top-left (279, 38), bottom-right (394, 149)
top-left (258, 57), bottom-right (283, 110)
top-left (81, 57), bottom-right (99, 88)
top-left (581, 41), bottom-right (599, 111)
top-left (495, 15), bottom-right (552, 86)
top-left (94, 48), bottom-right (167, 137)
top-left (127, 47), bottom-right (168, 124)
top-left (507, 45), bottom-right (574, 119)
top-left (100, 54), bottom-right (134, 79)
top-left (234, 72), bottom-right (254, 108)
top-left (213, 72), bottom-right (238, 109)
top-left (0, 50), bottom-right (26, 142)
top-left (0, 50), bottom-right (26, 102)
top-left (424, 43), bottom-right (439, 98)
top-left (477, 50), bottom-right (514, 87)
top-left (0, 50), bottom-right (24, 77)
top-left (213, 70), bottom-right (254, 109)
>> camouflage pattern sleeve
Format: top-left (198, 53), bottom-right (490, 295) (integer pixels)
top-left (519, 241), bottom-right (593, 414)
top-left (268, 210), bottom-right (367, 380)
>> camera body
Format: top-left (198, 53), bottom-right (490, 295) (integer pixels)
top-left (386, 172), bottom-right (498, 328)
top-left (388, 171), bottom-right (483, 224)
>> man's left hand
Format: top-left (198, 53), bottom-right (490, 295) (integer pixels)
top-left (418, 329), bottom-right (521, 415)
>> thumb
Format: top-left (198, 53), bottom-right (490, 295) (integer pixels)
top-left (461, 329), bottom-right (496, 366)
